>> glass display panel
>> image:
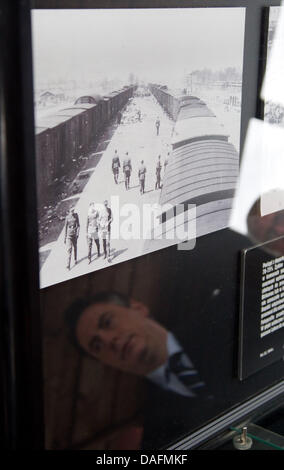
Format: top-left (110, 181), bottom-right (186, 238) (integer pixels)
top-left (27, 4), bottom-right (284, 451)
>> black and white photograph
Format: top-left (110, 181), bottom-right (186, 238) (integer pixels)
top-left (32, 8), bottom-right (245, 288)
top-left (263, 6), bottom-right (284, 126)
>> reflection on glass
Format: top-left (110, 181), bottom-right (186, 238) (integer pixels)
top-left (247, 193), bottom-right (284, 256)
top-left (63, 291), bottom-right (212, 449)
top-left (232, 424), bottom-right (284, 450)
top-left (65, 292), bottom-right (208, 396)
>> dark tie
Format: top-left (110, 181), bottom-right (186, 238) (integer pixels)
top-left (166, 351), bottom-right (205, 394)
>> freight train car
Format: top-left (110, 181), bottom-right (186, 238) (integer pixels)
top-left (146, 85), bottom-right (239, 245)
top-left (35, 113), bottom-right (78, 199)
top-left (149, 84), bottom-right (180, 120)
top-left (35, 86), bottom-right (135, 208)
top-left (74, 94), bottom-right (105, 135)
top-left (60, 103), bottom-right (99, 148)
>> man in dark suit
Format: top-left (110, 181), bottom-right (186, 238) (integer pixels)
top-left (65, 292), bottom-right (206, 393)
top-left (65, 290), bottom-right (210, 448)
top-left (64, 226), bottom-right (284, 449)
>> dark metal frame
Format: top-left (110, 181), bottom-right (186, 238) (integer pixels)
top-left (0, 0), bottom-right (283, 450)
top-left (169, 381), bottom-right (284, 449)
top-left (0, 0), bottom-right (44, 449)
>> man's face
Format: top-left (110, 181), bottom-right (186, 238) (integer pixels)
top-left (76, 300), bottom-right (168, 376)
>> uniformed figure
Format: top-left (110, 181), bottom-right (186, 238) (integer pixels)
top-left (112, 150), bottom-right (121, 184)
top-left (123, 152), bottom-right (132, 190)
top-left (155, 117), bottom-right (160, 136)
top-left (138, 160), bottom-right (147, 195)
top-left (86, 202), bottom-right (100, 264)
top-left (64, 207), bottom-right (80, 270)
top-left (99, 200), bottom-right (113, 260)
top-left (155, 155), bottom-right (162, 190)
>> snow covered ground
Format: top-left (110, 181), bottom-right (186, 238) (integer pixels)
top-left (39, 90), bottom-right (242, 289)
top-left (39, 95), bottom-right (174, 288)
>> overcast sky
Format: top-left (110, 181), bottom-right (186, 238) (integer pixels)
top-left (32, 8), bottom-right (245, 88)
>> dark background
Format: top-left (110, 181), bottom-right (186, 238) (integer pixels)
top-left (240, 244), bottom-right (284, 380)
top-left (1, 0), bottom-right (284, 450)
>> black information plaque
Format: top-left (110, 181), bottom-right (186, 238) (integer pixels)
top-left (239, 239), bottom-right (284, 380)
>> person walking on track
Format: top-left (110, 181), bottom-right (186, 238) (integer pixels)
top-left (155, 155), bottom-right (162, 190)
top-left (99, 200), bottom-right (113, 261)
top-left (138, 160), bottom-right (147, 195)
top-left (155, 117), bottom-right (160, 136)
top-left (86, 202), bottom-right (100, 264)
top-left (123, 152), bottom-right (132, 190)
top-left (112, 149), bottom-right (121, 184)
top-left (64, 207), bottom-right (80, 270)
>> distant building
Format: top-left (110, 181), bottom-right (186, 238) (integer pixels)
top-left (38, 89), bottom-right (65, 107)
